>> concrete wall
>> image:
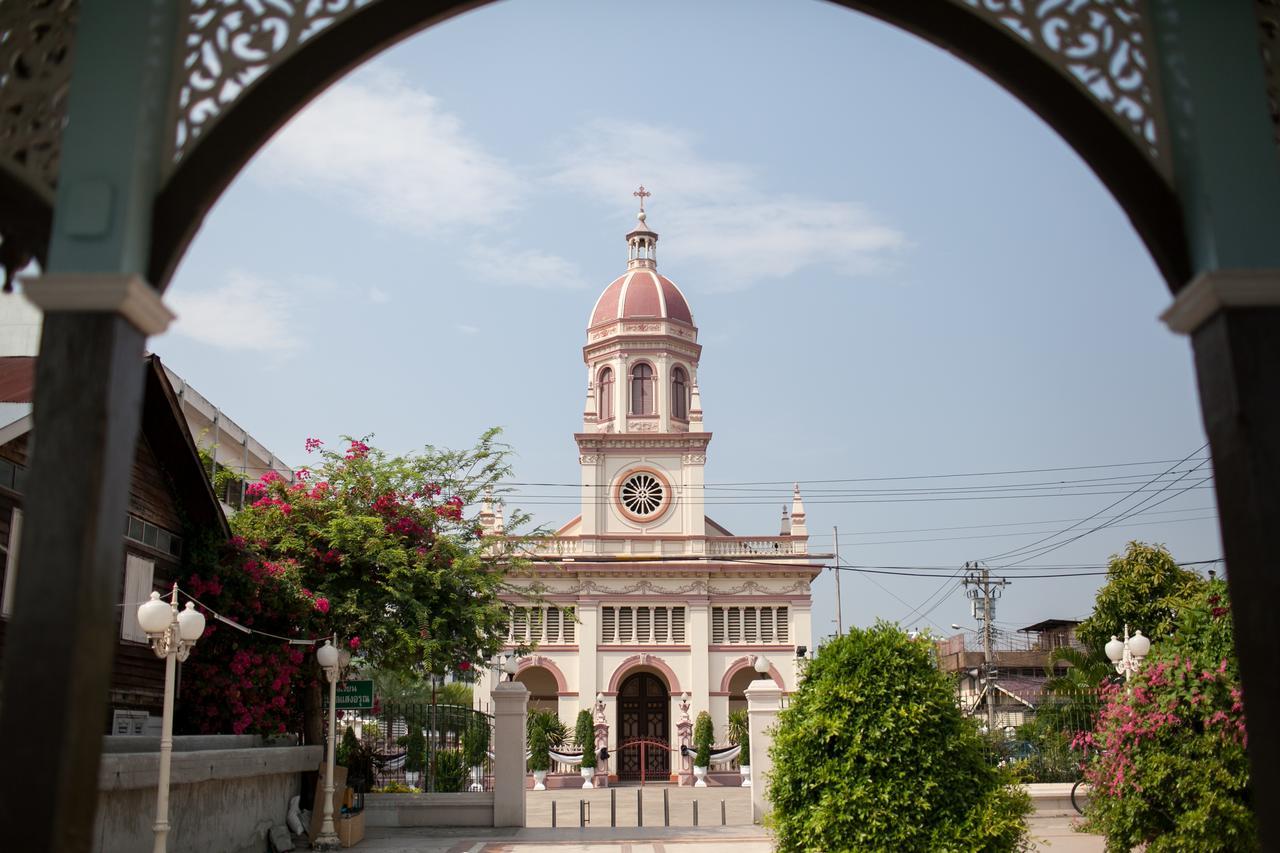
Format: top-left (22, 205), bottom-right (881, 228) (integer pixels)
top-left (363, 793), bottom-right (495, 827)
top-left (94, 736), bottom-right (322, 853)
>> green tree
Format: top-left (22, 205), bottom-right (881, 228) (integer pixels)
top-left (768, 623), bottom-right (1031, 852)
top-left (575, 710), bottom-right (596, 769)
top-left (1080, 579), bottom-right (1254, 851)
top-left (528, 719), bottom-right (552, 773)
top-left (1076, 542), bottom-right (1202, 654)
top-left (527, 709), bottom-right (568, 748)
top-left (403, 726), bottom-right (426, 776)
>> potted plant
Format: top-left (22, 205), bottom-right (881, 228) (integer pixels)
top-left (528, 718), bottom-right (551, 790)
top-left (693, 711), bottom-right (713, 787)
top-left (575, 709), bottom-right (596, 788)
top-left (728, 709), bottom-right (751, 787)
top-left (462, 717), bottom-right (490, 792)
top-left (403, 725), bottom-right (426, 787)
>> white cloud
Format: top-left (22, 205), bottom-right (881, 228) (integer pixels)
top-left (456, 323), bottom-right (480, 335)
top-left (254, 67), bottom-right (521, 234)
top-left (463, 243), bottom-right (587, 290)
top-left (550, 121), bottom-right (907, 289)
top-left (368, 286), bottom-right (390, 304)
top-left (168, 270), bottom-right (302, 353)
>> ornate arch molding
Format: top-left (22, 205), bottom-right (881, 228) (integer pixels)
top-left (607, 653), bottom-right (683, 695)
top-left (516, 655), bottom-right (569, 694)
top-left (719, 655), bottom-right (785, 693)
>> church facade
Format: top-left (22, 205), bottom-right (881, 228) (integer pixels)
top-left (476, 199), bottom-right (820, 782)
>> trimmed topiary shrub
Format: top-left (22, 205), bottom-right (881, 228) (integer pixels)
top-left (403, 726), bottom-right (426, 776)
top-left (462, 716), bottom-right (489, 768)
top-left (575, 709), bottom-right (596, 769)
top-left (1077, 579), bottom-right (1256, 852)
top-left (694, 710), bottom-right (714, 768)
top-left (528, 718), bottom-right (551, 773)
top-left (433, 750), bottom-right (468, 792)
top-left (768, 622), bottom-right (1031, 852)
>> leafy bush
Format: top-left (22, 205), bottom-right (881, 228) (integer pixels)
top-left (433, 750), bottom-right (468, 792)
top-left (728, 709), bottom-right (750, 766)
top-left (575, 709), bottom-right (596, 768)
top-left (527, 709), bottom-right (568, 748)
top-left (528, 718), bottom-right (551, 773)
top-left (768, 623), bottom-right (1031, 852)
top-left (403, 726), bottom-right (426, 775)
top-left (337, 726), bottom-right (360, 767)
top-left (371, 781), bottom-right (418, 793)
top-left (1078, 580), bottom-right (1256, 852)
top-left (694, 711), bottom-right (714, 768)
top-left (462, 717), bottom-right (489, 767)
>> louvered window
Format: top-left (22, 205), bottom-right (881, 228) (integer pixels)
top-left (672, 607), bottom-right (685, 642)
top-left (601, 606), bottom-right (686, 644)
top-left (654, 608), bottom-right (669, 643)
top-left (711, 606), bottom-right (789, 645)
top-left (546, 608), bottom-right (560, 643)
top-left (602, 607), bottom-right (616, 644)
top-left (636, 607), bottom-right (651, 643)
top-left (564, 607), bottom-right (576, 643)
top-left (619, 607), bottom-right (634, 643)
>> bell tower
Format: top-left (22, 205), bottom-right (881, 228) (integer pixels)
top-left (575, 191), bottom-right (710, 555)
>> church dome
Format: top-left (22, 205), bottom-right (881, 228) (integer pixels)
top-left (589, 269), bottom-right (694, 327)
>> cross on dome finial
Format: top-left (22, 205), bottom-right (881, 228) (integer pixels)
top-left (633, 185), bottom-right (651, 213)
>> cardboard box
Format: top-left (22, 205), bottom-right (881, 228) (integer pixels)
top-left (308, 765), bottom-right (349, 842)
top-left (337, 811), bottom-right (365, 848)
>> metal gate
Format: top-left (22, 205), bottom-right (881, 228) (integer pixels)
top-left (615, 738), bottom-right (672, 785)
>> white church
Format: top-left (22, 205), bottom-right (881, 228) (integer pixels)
top-left (475, 195), bottom-right (821, 783)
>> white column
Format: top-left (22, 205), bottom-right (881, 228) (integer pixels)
top-left (745, 678), bottom-right (783, 824)
top-left (688, 598), bottom-right (710, 716)
top-left (578, 599), bottom-right (600, 705)
top-left (492, 681), bottom-right (529, 827)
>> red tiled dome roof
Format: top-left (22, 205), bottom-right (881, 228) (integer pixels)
top-left (589, 269), bottom-right (694, 327)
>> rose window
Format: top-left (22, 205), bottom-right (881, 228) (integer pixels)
top-left (619, 471), bottom-right (666, 518)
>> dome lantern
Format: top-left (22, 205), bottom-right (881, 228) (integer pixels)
top-left (626, 185), bottom-right (659, 269)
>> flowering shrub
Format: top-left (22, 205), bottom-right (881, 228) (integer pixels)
top-left (1077, 580), bottom-right (1256, 852)
top-left (179, 430), bottom-right (525, 737)
top-left (768, 623), bottom-right (1031, 852)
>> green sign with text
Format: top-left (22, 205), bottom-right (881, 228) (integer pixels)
top-left (335, 679), bottom-right (375, 710)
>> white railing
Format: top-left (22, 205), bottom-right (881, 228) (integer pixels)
top-left (707, 537), bottom-right (804, 556)
top-left (525, 537), bottom-right (579, 556)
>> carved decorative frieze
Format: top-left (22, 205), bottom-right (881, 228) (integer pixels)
top-left (573, 579), bottom-right (709, 596)
top-left (955, 0), bottom-right (1169, 178)
top-left (0, 0), bottom-right (77, 195)
top-left (579, 454), bottom-right (600, 465)
top-left (170, 0), bottom-right (375, 164)
top-left (1260, 0), bottom-right (1280, 148)
top-left (627, 421), bottom-right (659, 432)
top-left (682, 453), bottom-right (707, 464)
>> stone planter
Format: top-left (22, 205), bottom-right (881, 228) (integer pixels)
top-left (469, 765), bottom-right (485, 792)
top-left (581, 767), bottom-right (595, 789)
top-left (693, 765), bottom-right (708, 787)
top-left (740, 765), bottom-right (752, 787)
top-left (404, 770), bottom-right (419, 787)
top-left (532, 770), bottom-right (548, 791)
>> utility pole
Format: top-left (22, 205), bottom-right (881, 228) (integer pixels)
top-left (963, 562), bottom-right (1009, 733)
top-left (833, 525), bottom-right (843, 636)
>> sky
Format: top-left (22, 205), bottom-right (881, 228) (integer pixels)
top-left (148, 0), bottom-right (1221, 648)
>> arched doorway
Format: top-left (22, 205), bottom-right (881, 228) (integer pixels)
top-left (616, 671), bottom-right (670, 783)
top-left (515, 666), bottom-right (558, 715)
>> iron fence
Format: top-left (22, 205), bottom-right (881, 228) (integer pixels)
top-left (337, 701), bottom-right (495, 793)
top-left (974, 688), bottom-right (1102, 783)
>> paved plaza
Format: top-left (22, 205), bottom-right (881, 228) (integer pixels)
top-left (354, 786), bottom-right (1107, 851)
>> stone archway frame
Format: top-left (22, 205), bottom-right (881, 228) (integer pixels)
top-left (607, 653), bottom-right (683, 696)
top-left (143, 0), bottom-right (1192, 293)
top-left (515, 654), bottom-right (570, 694)
top-left (720, 655), bottom-right (786, 693)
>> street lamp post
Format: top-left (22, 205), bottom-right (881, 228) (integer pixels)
top-left (136, 585), bottom-right (205, 853)
top-left (314, 637), bottom-right (350, 851)
top-left (1105, 625), bottom-right (1151, 681)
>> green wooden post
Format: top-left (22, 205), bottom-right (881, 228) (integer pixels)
top-left (1151, 2), bottom-right (1280, 848)
top-left (0, 2), bottom-right (182, 851)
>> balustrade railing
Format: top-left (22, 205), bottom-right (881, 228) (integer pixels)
top-left (707, 537), bottom-right (804, 556)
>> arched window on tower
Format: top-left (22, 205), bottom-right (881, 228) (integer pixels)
top-left (672, 367), bottom-right (688, 420)
top-left (630, 363), bottom-right (655, 415)
top-left (598, 368), bottom-right (615, 421)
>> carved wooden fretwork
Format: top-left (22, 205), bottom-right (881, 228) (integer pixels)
top-left (169, 0), bottom-right (376, 165)
top-left (1260, 0), bottom-right (1280, 149)
top-left (954, 0), bottom-right (1170, 178)
top-left (0, 0), bottom-right (76, 198)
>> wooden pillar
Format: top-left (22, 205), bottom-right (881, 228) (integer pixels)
top-left (0, 1), bottom-right (180, 850)
top-left (1150, 1), bottom-right (1280, 844)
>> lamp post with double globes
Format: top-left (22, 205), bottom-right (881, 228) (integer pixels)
top-left (314, 637), bottom-right (352, 851)
top-left (136, 585), bottom-right (205, 853)
top-left (1105, 625), bottom-right (1151, 682)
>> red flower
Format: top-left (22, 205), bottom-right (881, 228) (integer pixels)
top-left (349, 636), bottom-right (361, 650)
top-left (305, 438), bottom-right (323, 453)
top-left (314, 597), bottom-right (330, 614)
top-left (459, 661), bottom-right (471, 671)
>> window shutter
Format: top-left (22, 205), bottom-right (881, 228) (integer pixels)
top-left (121, 554), bottom-right (155, 642)
top-left (672, 607), bottom-right (686, 643)
top-left (711, 607), bottom-right (725, 644)
top-left (602, 607), bottom-right (616, 644)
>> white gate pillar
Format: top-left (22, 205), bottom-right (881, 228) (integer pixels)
top-left (492, 681), bottom-right (529, 827)
top-left (745, 678), bottom-right (783, 824)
